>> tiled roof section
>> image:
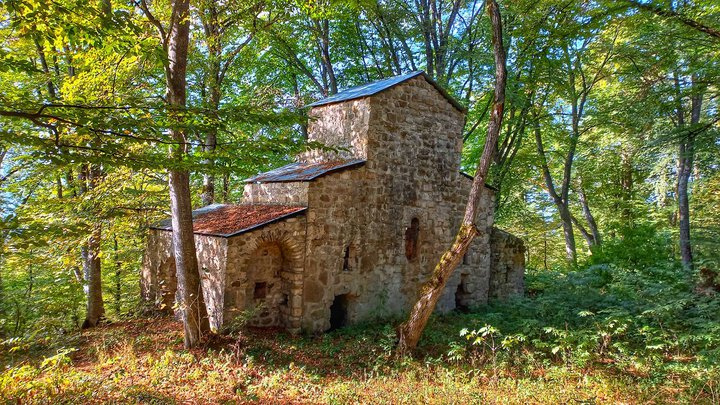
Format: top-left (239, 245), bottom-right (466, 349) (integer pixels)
top-left (151, 204), bottom-right (306, 237)
top-left (245, 159), bottom-right (365, 183)
top-left (307, 71), bottom-right (466, 112)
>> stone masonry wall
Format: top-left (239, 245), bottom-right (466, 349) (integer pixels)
top-left (242, 182), bottom-right (308, 205)
top-left (300, 76), bottom-right (496, 332)
top-left (223, 214), bottom-right (307, 333)
top-left (140, 230), bottom-right (227, 331)
top-left (489, 227), bottom-right (525, 300)
top-left (302, 98), bottom-right (371, 162)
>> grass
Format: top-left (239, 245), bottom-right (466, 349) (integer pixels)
top-left (2, 258), bottom-right (719, 404)
top-left (1, 313), bottom-right (716, 404)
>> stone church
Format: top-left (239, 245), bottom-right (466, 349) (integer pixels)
top-left (141, 72), bottom-right (525, 333)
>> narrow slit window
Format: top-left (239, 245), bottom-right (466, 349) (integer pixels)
top-left (405, 217), bottom-right (420, 261)
top-left (343, 246), bottom-right (351, 271)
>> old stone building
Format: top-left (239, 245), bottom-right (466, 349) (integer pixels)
top-left (141, 71), bottom-right (525, 333)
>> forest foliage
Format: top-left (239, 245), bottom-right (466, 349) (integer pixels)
top-left (0, 0), bottom-right (719, 399)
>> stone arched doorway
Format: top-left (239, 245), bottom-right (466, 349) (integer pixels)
top-left (245, 242), bottom-right (294, 327)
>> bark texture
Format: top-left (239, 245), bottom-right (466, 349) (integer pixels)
top-left (165, 0), bottom-right (210, 348)
top-left (396, 0), bottom-right (506, 353)
top-left (82, 225), bottom-right (105, 328)
top-left (81, 165), bottom-right (105, 328)
top-left (675, 74), bottom-right (703, 270)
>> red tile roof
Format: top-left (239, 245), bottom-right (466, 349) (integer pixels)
top-left (151, 204), bottom-right (306, 237)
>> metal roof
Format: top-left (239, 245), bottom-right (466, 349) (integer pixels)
top-left (245, 159), bottom-right (365, 183)
top-left (307, 71), bottom-right (466, 112)
top-left (150, 204), bottom-right (306, 238)
top-left (459, 171), bottom-right (499, 192)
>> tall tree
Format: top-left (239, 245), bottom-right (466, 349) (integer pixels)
top-left (397, 0), bottom-right (506, 353)
top-left (140, 0), bottom-right (210, 347)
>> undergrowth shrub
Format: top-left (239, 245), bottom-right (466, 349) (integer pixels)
top-left (453, 239), bottom-right (720, 388)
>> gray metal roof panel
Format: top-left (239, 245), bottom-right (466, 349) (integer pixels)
top-left (245, 159), bottom-right (366, 183)
top-left (307, 71), bottom-right (466, 112)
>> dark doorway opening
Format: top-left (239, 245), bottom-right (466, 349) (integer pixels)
top-left (328, 294), bottom-right (349, 331)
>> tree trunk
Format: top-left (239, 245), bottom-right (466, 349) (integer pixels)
top-left (677, 155), bottom-right (692, 269)
top-left (78, 164), bottom-right (105, 328)
top-left (169, 170), bottom-right (210, 347)
top-left (200, 10), bottom-right (221, 207)
top-left (396, 0), bottom-right (506, 354)
top-left (677, 91), bottom-right (701, 270)
top-left (165, 0), bottom-right (210, 348)
top-left (577, 181), bottom-right (601, 246)
top-left (114, 235), bottom-right (121, 316)
top-left (82, 225), bottom-right (105, 328)
top-left (674, 73), bottom-right (702, 270)
top-left (201, 129), bottom-right (217, 206)
top-left (620, 150), bottom-right (633, 221)
top-left (222, 171), bottom-right (230, 203)
top-left (559, 204), bottom-right (577, 262)
top-left (534, 120), bottom-right (577, 264)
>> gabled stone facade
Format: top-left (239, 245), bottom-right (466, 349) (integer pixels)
top-left (141, 72), bottom-right (525, 333)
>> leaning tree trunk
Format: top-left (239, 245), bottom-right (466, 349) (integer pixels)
top-left (166, 0), bottom-right (210, 348)
top-left (396, 0), bottom-right (506, 354)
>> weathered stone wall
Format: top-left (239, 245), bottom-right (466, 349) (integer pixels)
top-left (299, 76), bottom-right (497, 332)
top-left (142, 75), bottom-right (523, 335)
top-left (489, 227), bottom-right (526, 300)
top-left (242, 182), bottom-right (308, 205)
top-left (223, 215), bottom-right (307, 333)
top-left (140, 230), bottom-right (174, 309)
top-left (302, 98), bottom-right (371, 162)
top-left (195, 235), bottom-right (228, 330)
top-left (140, 230), bottom-right (227, 331)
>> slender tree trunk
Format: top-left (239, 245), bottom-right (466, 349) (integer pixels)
top-left (78, 164), bottom-right (106, 328)
top-left (222, 171), bottom-right (230, 203)
top-left (200, 12), bottom-right (221, 207)
top-left (534, 121), bottom-right (577, 264)
top-left (559, 204), bottom-right (577, 261)
top-left (577, 181), bottom-right (601, 246)
top-left (397, 0), bottom-right (506, 354)
top-left (82, 224), bottom-right (105, 328)
top-left (201, 126), bottom-right (217, 206)
top-left (620, 150), bottom-right (633, 221)
top-left (318, 19), bottom-right (337, 95)
top-left (114, 235), bottom-right (121, 316)
top-left (677, 88), bottom-right (701, 270)
top-left (677, 154), bottom-right (692, 269)
top-left (165, 0), bottom-right (210, 348)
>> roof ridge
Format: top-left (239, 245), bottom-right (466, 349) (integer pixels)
top-left (307, 71), bottom-right (465, 112)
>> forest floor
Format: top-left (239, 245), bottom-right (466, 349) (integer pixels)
top-left (2, 313), bottom-right (717, 404)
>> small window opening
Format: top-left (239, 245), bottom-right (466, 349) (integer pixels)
top-left (253, 282), bottom-right (267, 300)
top-left (342, 246), bottom-right (351, 271)
top-left (328, 294), bottom-right (349, 331)
top-left (280, 293), bottom-right (289, 306)
top-left (463, 253), bottom-right (469, 265)
top-left (405, 217), bottom-right (420, 261)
